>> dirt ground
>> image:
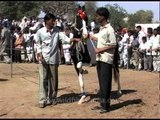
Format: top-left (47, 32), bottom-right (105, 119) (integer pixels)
top-left (0, 63), bottom-right (159, 119)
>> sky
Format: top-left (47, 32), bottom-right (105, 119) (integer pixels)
top-left (96, 1), bottom-right (160, 22)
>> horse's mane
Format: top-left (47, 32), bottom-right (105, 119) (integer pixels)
top-left (72, 4), bottom-right (88, 39)
top-left (73, 14), bottom-right (83, 38)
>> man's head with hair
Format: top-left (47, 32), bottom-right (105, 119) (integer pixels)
top-left (44, 13), bottom-right (57, 24)
top-left (136, 26), bottom-right (142, 30)
top-left (136, 26), bottom-right (142, 33)
top-left (157, 26), bottom-right (160, 34)
top-left (44, 13), bottom-right (57, 29)
top-left (153, 28), bottom-right (158, 35)
top-left (96, 7), bottom-right (110, 21)
top-left (147, 27), bottom-right (153, 34)
top-left (147, 27), bottom-right (153, 37)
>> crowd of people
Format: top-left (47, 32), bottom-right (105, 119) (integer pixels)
top-left (116, 25), bottom-right (160, 72)
top-left (0, 15), bottom-right (95, 66)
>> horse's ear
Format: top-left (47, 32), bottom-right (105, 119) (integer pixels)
top-left (78, 5), bottom-right (81, 10)
top-left (82, 5), bottom-right (85, 11)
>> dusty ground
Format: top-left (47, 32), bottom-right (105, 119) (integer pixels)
top-left (0, 63), bottom-right (159, 119)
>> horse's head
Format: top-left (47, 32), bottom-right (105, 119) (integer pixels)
top-left (73, 4), bottom-right (88, 39)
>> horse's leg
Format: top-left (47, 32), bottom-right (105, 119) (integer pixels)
top-left (71, 55), bottom-right (86, 104)
top-left (78, 70), bottom-right (87, 104)
top-left (78, 69), bottom-right (84, 93)
top-left (116, 72), bottom-right (122, 95)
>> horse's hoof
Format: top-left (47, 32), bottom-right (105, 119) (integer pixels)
top-left (78, 95), bottom-right (86, 104)
top-left (118, 90), bottom-right (122, 95)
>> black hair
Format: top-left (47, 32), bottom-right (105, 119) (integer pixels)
top-left (96, 7), bottom-right (110, 20)
top-left (147, 27), bottom-right (153, 34)
top-left (44, 13), bottom-right (56, 24)
top-left (136, 26), bottom-right (142, 30)
top-left (142, 36), bottom-right (147, 41)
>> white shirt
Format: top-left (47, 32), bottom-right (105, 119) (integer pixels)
top-left (96, 23), bottom-right (116, 64)
top-left (152, 34), bottom-right (160, 55)
top-left (139, 42), bottom-right (147, 50)
top-left (146, 36), bottom-right (154, 55)
top-left (35, 27), bottom-right (60, 64)
top-left (138, 31), bottom-right (146, 44)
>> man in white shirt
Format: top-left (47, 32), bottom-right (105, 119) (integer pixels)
top-left (135, 25), bottom-right (146, 44)
top-left (36, 13), bottom-right (79, 108)
top-left (90, 7), bottom-right (117, 113)
top-left (138, 36), bottom-right (147, 70)
top-left (145, 28), bottom-right (154, 72)
top-left (0, 21), bottom-right (11, 63)
top-left (151, 28), bottom-right (160, 72)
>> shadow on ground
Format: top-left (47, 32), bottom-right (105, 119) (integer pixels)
top-left (0, 78), bottom-right (9, 82)
top-left (56, 93), bottom-right (82, 104)
top-left (87, 89), bottom-right (137, 102)
top-left (110, 99), bottom-right (143, 112)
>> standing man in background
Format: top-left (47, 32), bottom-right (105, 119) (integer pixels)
top-left (0, 21), bottom-right (11, 63)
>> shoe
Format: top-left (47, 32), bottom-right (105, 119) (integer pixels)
top-left (5, 59), bottom-right (11, 64)
top-left (93, 97), bottom-right (100, 102)
top-left (99, 108), bottom-right (110, 114)
top-left (47, 99), bottom-right (57, 105)
top-left (91, 106), bottom-right (102, 110)
top-left (39, 102), bottom-right (45, 108)
top-left (65, 62), bottom-right (72, 65)
top-left (89, 64), bottom-right (95, 67)
top-left (46, 99), bottom-right (53, 105)
top-left (147, 70), bottom-right (152, 72)
top-left (52, 100), bottom-right (58, 105)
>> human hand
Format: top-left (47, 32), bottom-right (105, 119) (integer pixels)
top-left (37, 53), bottom-right (44, 63)
top-left (95, 48), bottom-right (101, 54)
top-left (71, 38), bottom-right (81, 42)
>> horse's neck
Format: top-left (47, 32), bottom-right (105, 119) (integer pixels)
top-left (75, 19), bottom-right (86, 30)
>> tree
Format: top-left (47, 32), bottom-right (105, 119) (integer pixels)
top-left (41, 1), bottom-right (76, 16)
top-left (104, 3), bottom-right (128, 31)
top-left (84, 1), bottom-right (97, 25)
top-left (127, 10), bottom-right (153, 28)
top-left (0, 1), bottom-right (41, 20)
top-left (0, 1), bottom-right (18, 19)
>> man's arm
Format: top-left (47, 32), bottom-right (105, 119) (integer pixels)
top-left (95, 45), bottom-right (117, 54)
top-left (35, 31), bottom-right (44, 63)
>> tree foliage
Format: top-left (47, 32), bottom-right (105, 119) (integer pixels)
top-left (0, 1), bottom-right (154, 29)
top-left (105, 3), bottom-right (128, 30)
top-left (127, 10), bottom-right (153, 28)
top-left (0, 1), bottom-right (41, 20)
top-left (84, 1), bottom-right (97, 24)
top-left (41, 1), bottom-right (76, 16)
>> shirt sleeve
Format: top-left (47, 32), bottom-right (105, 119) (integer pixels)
top-left (35, 30), bottom-right (42, 54)
top-left (107, 30), bottom-right (116, 46)
top-left (58, 32), bottom-right (71, 44)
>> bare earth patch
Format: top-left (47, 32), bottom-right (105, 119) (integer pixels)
top-left (0, 63), bottom-right (159, 118)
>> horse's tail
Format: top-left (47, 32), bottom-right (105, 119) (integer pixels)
top-left (113, 42), bottom-right (120, 83)
top-left (113, 65), bottom-right (119, 83)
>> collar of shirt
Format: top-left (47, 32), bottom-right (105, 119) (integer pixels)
top-left (44, 26), bottom-right (53, 34)
top-left (100, 23), bottom-right (110, 31)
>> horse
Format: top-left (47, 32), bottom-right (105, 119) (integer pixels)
top-left (69, 4), bottom-right (90, 104)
